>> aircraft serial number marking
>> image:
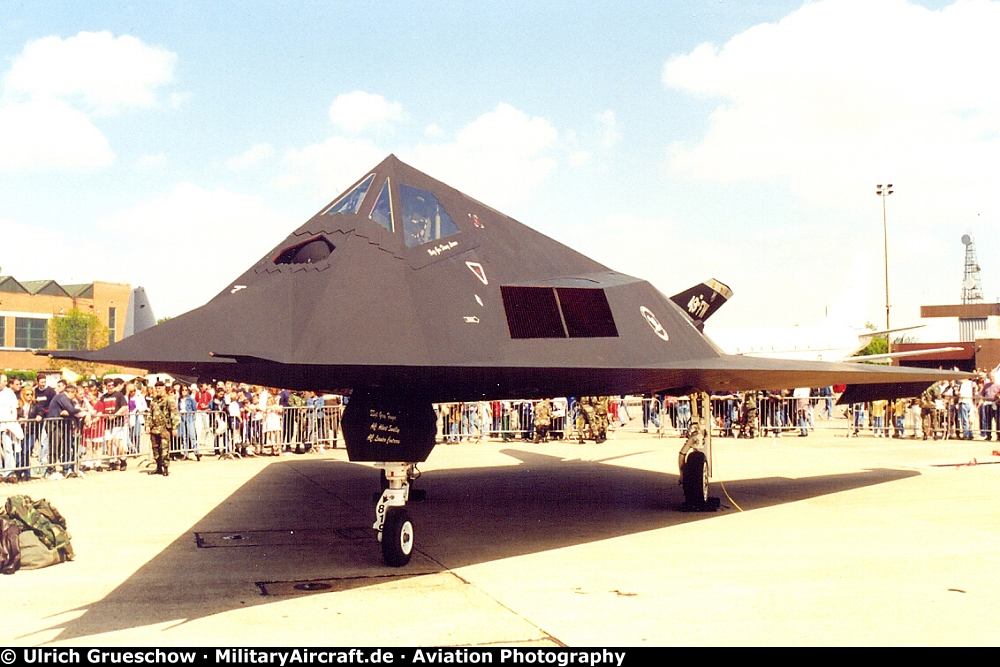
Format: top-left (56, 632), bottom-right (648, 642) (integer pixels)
top-left (686, 294), bottom-right (710, 319)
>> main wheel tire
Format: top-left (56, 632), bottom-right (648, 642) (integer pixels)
top-left (682, 450), bottom-right (709, 505)
top-left (381, 507), bottom-right (414, 567)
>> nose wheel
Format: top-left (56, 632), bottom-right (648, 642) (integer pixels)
top-left (374, 462), bottom-right (418, 566)
top-left (380, 507), bottom-right (414, 566)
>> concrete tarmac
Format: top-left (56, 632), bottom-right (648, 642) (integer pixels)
top-left (2, 425), bottom-right (998, 647)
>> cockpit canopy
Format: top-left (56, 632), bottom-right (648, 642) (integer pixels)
top-left (325, 173), bottom-right (460, 249)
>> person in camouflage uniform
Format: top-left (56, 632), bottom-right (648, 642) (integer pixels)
top-left (576, 396), bottom-right (594, 442)
top-left (288, 391), bottom-right (307, 452)
top-left (532, 398), bottom-right (552, 443)
top-left (592, 396), bottom-right (610, 443)
top-left (921, 381), bottom-right (943, 440)
top-left (147, 381), bottom-right (180, 476)
top-left (740, 391), bottom-right (757, 439)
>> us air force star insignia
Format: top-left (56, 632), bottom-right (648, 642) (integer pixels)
top-left (640, 306), bottom-right (669, 341)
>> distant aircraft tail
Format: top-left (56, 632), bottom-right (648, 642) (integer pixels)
top-left (123, 286), bottom-right (157, 338)
top-left (671, 279), bottom-right (733, 332)
top-left (826, 252), bottom-right (871, 331)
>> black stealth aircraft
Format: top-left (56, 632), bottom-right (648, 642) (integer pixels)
top-left (45, 155), bottom-right (960, 566)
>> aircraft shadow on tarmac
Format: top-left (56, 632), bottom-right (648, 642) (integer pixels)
top-left (38, 450), bottom-right (918, 642)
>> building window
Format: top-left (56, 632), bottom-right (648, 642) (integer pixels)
top-left (108, 307), bottom-right (117, 344)
top-left (0, 317), bottom-right (5, 347)
top-left (14, 317), bottom-right (48, 349)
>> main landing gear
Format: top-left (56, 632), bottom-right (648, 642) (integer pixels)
top-left (373, 462), bottom-right (419, 566)
top-left (678, 391), bottom-right (721, 512)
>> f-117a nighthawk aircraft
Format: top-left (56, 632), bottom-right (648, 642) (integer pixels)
top-left (44, 155), bottom-right (960, 566)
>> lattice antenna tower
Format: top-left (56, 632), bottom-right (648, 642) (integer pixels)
top-left (961, 234), bottom-right (984, 304)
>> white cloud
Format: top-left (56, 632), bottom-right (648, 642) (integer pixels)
top-left (169, 92), bottom-right (192, 108)
top-left (96, 184), bottom-right (295, 316)
top-left (275, 103), bottom-right (560, 210)
top-left (595, 110), bottom-right (620, 148)
top-left (4, 31), bottom-right (177, 115)
top-left (0, 217), bottom-right (116, 282)
top-left (273, 136), bottom-right (386, 201)
top-left (662, 0), bottom-right (1000, 222)
top-left (226, 143), bottom-right (274, 170)
top-left (0, 32), bottom-right (178, 172)
top-left (136, 153), bottom-right (168, 170)
top-left (3, 184), bottom-right (294, 318)
top-left (424, 123), bottom-right (445, 138)
top-left (456, 103), bottom-right (557, 158)
top-left (405, 103), bottom-right (558, 208)
top-left (567, 213), bottom-right (696, 291)
top-left (0, 99), bottom-right (114, 171)
top-left (329, 91), bottom-right (404, 134)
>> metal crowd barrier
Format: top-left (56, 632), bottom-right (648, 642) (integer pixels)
top-left (429, 393), bottom-right (997, 442)
top-left (434, 398), bottom-right (683, 442)
top-left (1, 416), bottom-right (90, 480)
top-left (0, 405), bottom-right (344, 481)
top-left (5, 395), bottom-right (995, 482)
top-left (171, 405), bottom-right (342, 458)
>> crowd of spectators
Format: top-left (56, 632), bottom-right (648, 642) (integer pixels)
top-left (0, 373), bottom-right (344, 483)
top-left (433, 374), bottom-right (1000, 444)
top-left (4, 370), bottom-right (999, 484)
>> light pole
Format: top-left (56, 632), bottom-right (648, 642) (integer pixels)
top-left (876, 183), bottom-right (893, 352)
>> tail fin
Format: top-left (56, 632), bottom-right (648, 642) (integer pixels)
top-left (827, 252), bottom-right (871, 330)
top-left (123, 286), bottom-right (157, 338)
top-left (671, 279), bottom-right (733, 332)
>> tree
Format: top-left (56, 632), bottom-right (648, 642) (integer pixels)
top-left (856, 335), bottom-right (888, 357)
top-left (50, 308), bottom-right (109, 351)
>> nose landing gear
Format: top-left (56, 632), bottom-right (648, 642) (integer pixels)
top-left (374, 462), bottom-right (418, 566)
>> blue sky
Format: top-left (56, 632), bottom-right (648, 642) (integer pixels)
top-left (0, 0), bottom-right (994, 342)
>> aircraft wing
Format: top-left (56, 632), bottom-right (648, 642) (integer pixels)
top-left (45, 342), bottom-right (962, 403)
top-left (856, 324), bottom-right (924, 339)
top-left (842, 346), bottom-right (965, 364)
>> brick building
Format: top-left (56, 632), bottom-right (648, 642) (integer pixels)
top-left (0, 276), bottom-right (132, 371)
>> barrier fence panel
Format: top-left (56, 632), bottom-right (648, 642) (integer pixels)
top-left (164, 406), bottom-right (343, 458)
top-left (429, 394), bottom-right (997, 442)
top-left (2, 416), bottom-right (128, 480)
top-left (0, 404), bottom-right (346, 481)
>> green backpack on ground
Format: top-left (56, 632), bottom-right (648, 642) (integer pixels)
top-left (2, 495), bottom-right (75, 567)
